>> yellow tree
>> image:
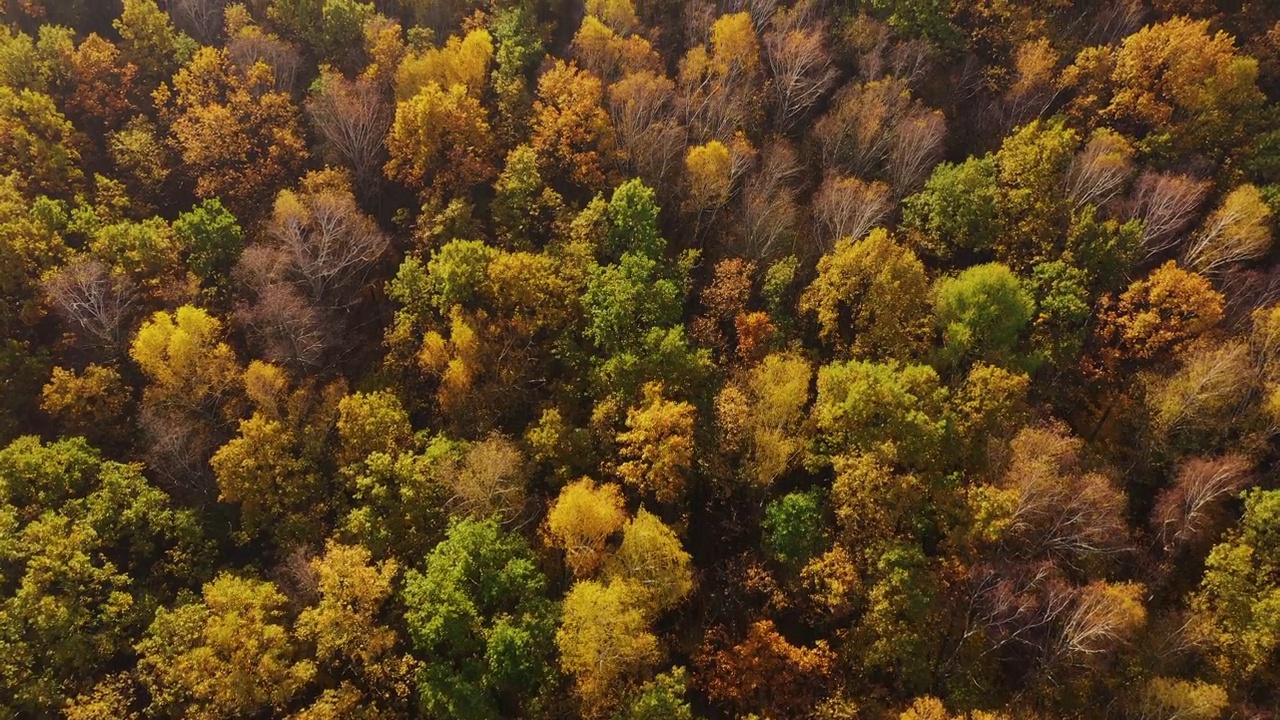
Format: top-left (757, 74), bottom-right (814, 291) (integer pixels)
top-left (616, 383), bottom-right (696, 504)
top-left (557, 578), bottom-right (662, 716)
top-left (156, 46), bottom-right (308, 218)
top-left (604, 509), bottom-right (694, 616)
top-left (800, 228), bottom-right (934, 361)
top-left (530, 59), bottom-right (617, 191)
top-left (384, 81), bottom-right (495, 202)
top-left (546, 477), bottom-right (628, 577)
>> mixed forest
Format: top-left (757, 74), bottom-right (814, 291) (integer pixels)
top-left (5, 0), bottom-right (1280, 717)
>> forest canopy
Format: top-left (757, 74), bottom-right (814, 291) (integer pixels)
top-left (4, 0), bottom-right (1280, 718)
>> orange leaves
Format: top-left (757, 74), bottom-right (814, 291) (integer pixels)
top-left (616, 383), bottom-right (696, 504)
top-left (697, 619), bottom-right (836, 718)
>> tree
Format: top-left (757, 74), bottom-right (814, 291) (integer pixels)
top-left (545, 477), bottom-right (627, 577)
top-left (113, 0), bottom-right (182, 89)
top-left (998, 423), bottom-right (1129, 563)
top-left (43, 257), bottom-right (139, 356)
top-left (684, 140), bottom-right (733, 214)
top-left (385, 81), bottom-right (495, 201)
top-left (336, 390), bottom-right (412, 467)
top-left (39, 364), bottom-right (130, 447)
top-left (831, 452), bottom-right (926, 550)
top-left (1144, 339), bottom-right (1255, 450)
top-left (136, 574), bottom-right (315, 719)
top-left (1062, 16), bottom-right (1265, 159)
top-left (678, 12), bottom-right (764, 141)
top-left (618, 667), bottom-right (694, 720)
top-left (263, 170), bottom-right (389, 310)
top-left (294, 542), bottom-right (416, 715)
top-left (0, 436), bottom-right (206, 716)
top-left (173, 198), bottom-right (243, 294)
top-left (812, 174), bottom-right (892, 252)
top-left (558, 578), bottom-right (662, 715)
top-left (933, 263), bottom-right (1035, 366)
top-left (762, 489), bottom-right (829, 567)
top-left (130, 306), bottom-right (241, 417)
top-left (530, 60), bottom-right (616, 191)
top-left (156, 46), bottom-right (308, 219)
top-left (1132, 172), bottom-right (1210, 259)
top-left (616, 383), bottom-right (696, 504)
top-left (570, 15), bottom-right (661, 84)
top-left (307, 70), bottom-right (393, 197)
top-left (716, 352), bottom-right (811, 488)
top-left (395, 27), bottom-right (493, 99)
top-left (0, 86), bottom-right (82, 199)
top-left (1191, 488), bottom-right (1280, 688)
top-left (1183, 184), bottom-right (1273, 275)
top-left (402, 517), bottom-right (557, 719)
top-left (901, 156), bottom-right (1001, 263)
top-left (697, 619), bottom-right (836, 718)
top-left (1089, 261), bottom-right (1224, 375)
top-left (608, 70), bottom-right (684, 194)
top-left (1065, 129), bottom-right (1134, 211)
top-left (210, 412), bottom-right (329, 544)
top-left (762, 2), bottom-right (837, 132)
top-left (604, 509), bottom-right (694, 615)
top-left (170, 0), bottom-right (227, 44)
top-left (812, 359), bottom-right (948, 468)
top-left (800, 228), bottom-right (933, 360)
top-left (1152, 455), bottom-right (1253, 553)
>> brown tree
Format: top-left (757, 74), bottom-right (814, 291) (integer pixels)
top-left (1152, 455), bottom-right (1253, 552)
top-left (306, 70), bottom-right (393, 198)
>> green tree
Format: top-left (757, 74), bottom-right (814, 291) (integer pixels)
top-left (762, 489), bottom-right (829, 567)
top-left (0, 436), bottom-right (206, 716)
top-left (812, 359), bottom-right (949, 469)
top-left (402, 518), bottom-right (558, 719)
top-left (933, 263), bottom-right (1036, 367)
top-left (1191, 488), bottom-right (1280, 689)
top-left (173, 199), bottom-right (243, 294)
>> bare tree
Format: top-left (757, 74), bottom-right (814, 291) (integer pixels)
top-left (1067, 129), bottom-right (1135, 211)
top-left (1082, 0), bottom-right (1145, 47)
top-left (739, 139), bottom-right (801, 261)
top-left (140, 405), bottom-right (219, 501)
top-left (1152, 455), bottom-right (1253, 552)
top-left (887, 109), bottom-right (946, 195)
top-left (813, 78), bottom-right (924, 179)
top-left (170, 0), bottom-right (226, 45)
top-left (235, 282), bottom-right (332, 369)
top-left (608, 71), bottom-right (687, 196)
top-left (762, 2), bottom-right (837, 133)
top-left (1132, 172), bottom-right (1210, 258)
top-left (998, 38), bottom-right (1062, 132)
top-left (1183, 185), bottom-right (1273, 275)
top-left (812, 174), bottom-right (891, 251)
top-left (1001, 423), bottom-right (1130, 566)
top-left (306, 72), bottom-right (393, 199)
top-left (1051, 581), bottom-right (1145, 667)
top-left (267, 178), bottom-right (390, 311)
top-left (438, 434), bottom-right (531, 528)
top-left (227, 30), bottom-right (305, 93)
top-left (43, 257), bottom-right (139, 356)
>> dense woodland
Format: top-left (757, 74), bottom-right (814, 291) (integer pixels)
top-left (6, 0), bottom-right (1280, 717)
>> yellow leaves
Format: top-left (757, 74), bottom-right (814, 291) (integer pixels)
top-left (294, 541), bottom-right (402, 668)
top-left (605, 509), bottom-right (694, 616)
top-left (1185, 184), bottom-right (1273, 274)
top-left (717, 352), bottom-right (812, 488)
top-left (800, 228), bottom-right (933, 360)
top-left (684, 140), bottom-right (733, 212)
top-left (616, 383), bottom-right (696, 504)
top-left (530, 59), bottom-right (616, 191)
top-left (584, 0), bottom-right (640, 35)
top-left (130, 305), bottom-right (241, 410)
top-left (557, 577), bottom-right (662, 713)
top-left (1091, 261), bottom-right (1224, 373)
top-left (395, 28), bottom-right (494, 100)
top-left (546, 477), bottom-right (627, 577)
top-left (243, 361), bottom-right (289, 417)
top-left (385, 81), bottom-right (495, 200)
top-left (709, 12), bottom-right (761, 81)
